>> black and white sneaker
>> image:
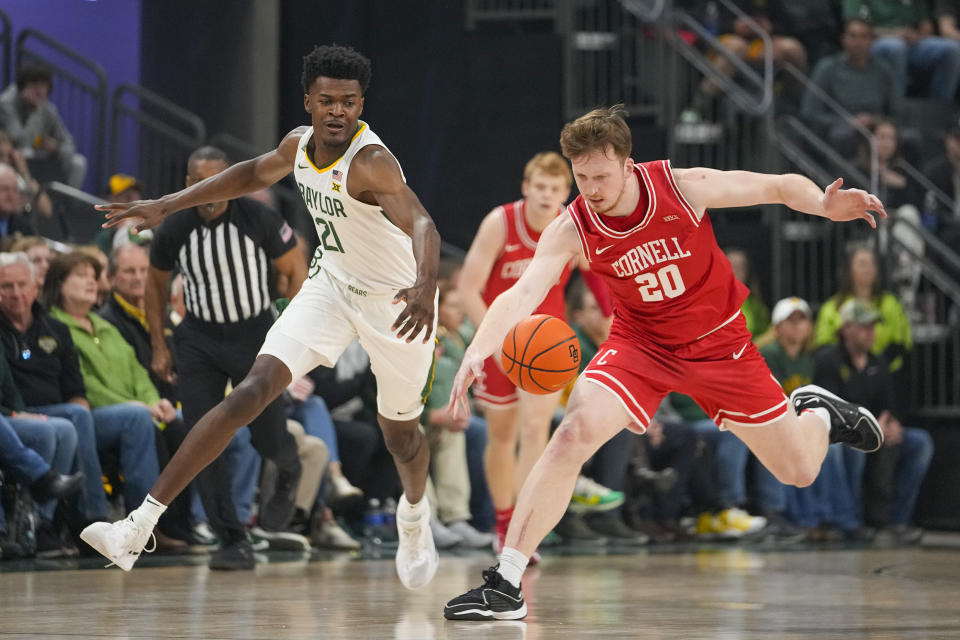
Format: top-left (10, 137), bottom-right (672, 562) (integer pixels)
top-left (790, 385), bottom-right (883, 452)
top-left (443, 566), bottom-right (527, 621)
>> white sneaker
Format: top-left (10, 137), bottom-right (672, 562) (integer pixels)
top-left (446, 520), bottom-right (496, 549)
top-left (80, 516), bottom-right (157, 571)
top-left (395, 494), bottom-right (439, 590)
top-left (326, 473), bottom-right (364, 508)
top-left (430, 517), bottom-right (464, 549)
top-left (312, 519), bottom-right (361, 551)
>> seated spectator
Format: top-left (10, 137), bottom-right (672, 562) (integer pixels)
top-left (566, 275), bottom-right (646, 545)
top-left (8, 236), bottom-right (52, 288)
top-left (0, 252), bottom-right (107, 531)
top-left (920, 125), bottom-right (960, 258)
top-left (814, 245), bottom-right (912, 373)
top-left (74, 245), bottom-right (111, 308)
top-left (726, 248), bottom-right (770, 338)
top-left (0, 130), bottom-right (51, 219)
top-left (762, 297), bottom-right (861, 540)
top-left (801, 19), bottom-right (901, 160)
top-left (421, 282), bottom-right (495, 549)
top-left (814, 299), bottom-right (933, 544)
top-left (0, 163), bottom-right (35, 246)
top-left (0, 62), bottom-right (86, 187)
top-left (0, 338), bottom-right (83, 557)
top-left (40, 251), bottom-right (168, 532)
top-left (93, 174), bottom-right (150, 253)
top-left (844, 0), bottom-right (960, 101)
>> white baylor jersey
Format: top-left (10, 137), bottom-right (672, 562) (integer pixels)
top-left (293, 122), bottom-right (417, 295)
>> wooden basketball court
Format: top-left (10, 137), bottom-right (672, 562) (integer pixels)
top-left (2, 545), bottom-right (959, 638)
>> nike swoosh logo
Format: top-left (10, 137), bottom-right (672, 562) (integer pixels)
top-left (732, 343), bottom-right (748, 359)
top-left (596, 244), bottom-right (616, 255)
top-left (297, 163), bottom-right (309, 169)
top-left (504, 243), bottom-right (522, 252)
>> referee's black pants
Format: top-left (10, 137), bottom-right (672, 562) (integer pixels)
top-left (175, 311), bottom-right (301, 544)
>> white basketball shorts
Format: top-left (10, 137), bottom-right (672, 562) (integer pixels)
top-left (259, 268), bottom-right (437, 421)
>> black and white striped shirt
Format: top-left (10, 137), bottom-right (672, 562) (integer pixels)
top-left (150, 197), bottom-right (296, 325)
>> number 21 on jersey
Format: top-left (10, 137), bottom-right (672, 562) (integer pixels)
top-left (635, 264), bottom-right (686, 302)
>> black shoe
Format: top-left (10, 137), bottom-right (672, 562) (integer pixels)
top-left (30, 470), bottom-right (85, 502)
top-left (555, 512), bottom-right (607, 545)
top-left (209, 538), bottom-right (255, 570)
top-left (586, 514), bottom-right (649, 545)
top-left (259, 466), bottom-right (301, 531)
top-left (443, 566), bottom-right (527, 621)
top-left (35, 523), bottom-right (78, 559)
top-left (790, 385), bottom-right (883, 452)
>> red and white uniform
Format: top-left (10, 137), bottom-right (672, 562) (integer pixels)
top-left (569, 160), bottom-right (788, 431)
top-left (474, 200), bottom-right (574, 407)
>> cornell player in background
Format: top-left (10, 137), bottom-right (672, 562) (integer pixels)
top-left (82, 44), bottom-right (443, 590)
top-left (443, 105), bottom-right (889, 621)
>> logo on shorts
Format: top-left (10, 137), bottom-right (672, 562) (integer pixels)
top-left (732, 343), bottom-right (748, 359)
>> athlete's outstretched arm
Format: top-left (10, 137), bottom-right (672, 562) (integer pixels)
top-left (350, 145), bottom-right (440, 343)
top-left (458, 208), bottom-right (506, 329)
top-left (99, 127), bottom-right (309, 232)
top-left (673, 168), bottom-right (887, 228)
top-left (447, 215), bottom-right (580, 418)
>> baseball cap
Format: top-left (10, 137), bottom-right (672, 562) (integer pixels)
top-left (771, 297), bottom-right (812, 325)
top-left (839, 299), bottom-right (880, 325)
top-left (108, 173), bottom-right (145, 197)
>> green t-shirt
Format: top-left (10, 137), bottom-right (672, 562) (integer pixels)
top-left (572, 324), bottom-right (601, 374)
top-left (425, 327), bottom-right (466, 413)
top-left (813, 292), bottom-right (912, 371)
top-left (759, 341), bottom-right (815, 396)
top-left (741, 293), bottom-right (770, 338)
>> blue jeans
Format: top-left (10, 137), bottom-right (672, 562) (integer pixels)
top-left (786, 444), bottom-right (863, 531)
top-left (288, 395), bottom-right (339, 463)
top-left (465, 415), bottom-right (494, 532)
top-left (10, 415), bottom-right (77, 522)
top-left (0, 414), bottom-right (49, 533)
top-left (29, 402), bottom-right (107, 521)
top-left (892, 428), bottom-right (934, 525)
top-left (92, 404), bottom-right (159, 515)
top-left (872, 36), bottom-right (960, 101)
top-left (189, 427), bottom-right (260, 526)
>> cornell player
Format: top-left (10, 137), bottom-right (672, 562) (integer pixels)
top-left (443, 106), bottom-right (888, 620)
top-left (82, 45), bottom-right (443, 589)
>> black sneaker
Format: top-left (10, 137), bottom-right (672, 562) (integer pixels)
top-left (790, 385), bottom-right (883, 452)
top-left (443, 566), bottom-right (527, 621)
top-left (555, 512), bottom-right (607, 545)
top-left (209, 538), bottom-right (255, 570)
top-left (586, 513), bottom-right (649, 546)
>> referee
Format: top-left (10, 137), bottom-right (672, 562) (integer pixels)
top-left (145, 146), bottom-right (307, 570)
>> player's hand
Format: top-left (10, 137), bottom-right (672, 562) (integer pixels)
top-left (447, 352), bottom-right (485, 420)
top-left (392, 280), bottom-right (436, 343)
top-left (821, 178), bottom-right (887, 229)
top-left (97, 198), bottom-right (168, 233)
top-left (151, 343), bottom-right (177, 385)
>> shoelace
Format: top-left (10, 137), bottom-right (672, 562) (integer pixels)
top-left (103, 518), bottom-right (157, 569)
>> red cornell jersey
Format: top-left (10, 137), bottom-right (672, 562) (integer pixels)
top-left (568, 160), bottom-right (748, 346)
top-left (482, 200), bottom-right (572, 319)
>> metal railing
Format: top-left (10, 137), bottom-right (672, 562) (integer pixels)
top-left (36, 181), bottom-right (107, 244)
top-left (15, 28), bottom-right (108, 191)
top-left (465, 0), bottom-right (558, 29)
top-left (109, 83), bottom-right (206, 199)
top-left (0, 9), bottom-right (11, 88)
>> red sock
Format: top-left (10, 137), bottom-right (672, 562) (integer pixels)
top-left (495, 506), bottom-right (514, 535)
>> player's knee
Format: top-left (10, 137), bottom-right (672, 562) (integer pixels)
top-left (383, 425), bottom-right (420, 460)
top-left (229, 374), bottom-right (280, 418)
top-left (546, 416), bottom-right (596, 468)
top-left (776, 462), bottom-right (818, 488)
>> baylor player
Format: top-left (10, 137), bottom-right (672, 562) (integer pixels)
top-left (83, 44), bottom-right (442, 589)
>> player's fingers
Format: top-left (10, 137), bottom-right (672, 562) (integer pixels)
top-left (404, 319), bottom-right (425, 343)
top-left (863, 212), bottom-right (877, 229)
top-left (421, 313), bottom-right (435, 343)
top-left (868, 194), bottom-right (887, 217)
top-left (391, 307), bottom-right (411, 331)
top-left (826, 177), bottom-right (842, 193)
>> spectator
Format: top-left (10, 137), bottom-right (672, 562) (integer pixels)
top-left (801, 19), bottom-right (901, 159)
top-left (0, 338), bottom-right (83, 557)
top-left (8, 236), bottom-right (53, 288)
top-left (762, 297), bottom-right (861, 540)
top-left (0, 62), bottom-right (86, 188)
top-left (0, 163), bottom-right (35, 246)
top-left (145, 146), bottom-right (307, 569)
top-left (814, 299), bottom-right (934, 544)
top-left (0, 252), bottom-right (108, 532)
top-left (814, 245), bottom-right (912, 373)
top-left (0, 129), bottom-right (51, 219)
top-left (920, 125), bottom-right (960, 254)
top-left (74, 245), bottom-right (111, 308)
top-left (421, 282), bottom-right (495, 549)
top-left (41, 251), bottom-right (167, 534)
top-left (566, 275), bottom-right (647, 545)
top-left (855, 120), bottom-right (925, 311)
top-left (94, 174), bottom-right (150, 253)
top-left (726, 248), bottom-right (770, 337)
top-left (844, 0), bottom-right (960, 101)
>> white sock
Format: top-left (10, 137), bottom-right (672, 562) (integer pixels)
top-left (134, 494), bottom-right (167, 526)
top-left (398, 494), bottom-right (427, 523)
top-left (802, 407), bottom-right (831, 434)
top-left (498, 546), bottom-right (529, 588)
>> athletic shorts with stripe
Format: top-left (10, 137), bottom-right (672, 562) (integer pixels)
top-left (259, 268), bottom-right (438, 421)
top-left (581, 313), bottom-right (788, 433)
top-left (473, 356), bottom-right (520, 408)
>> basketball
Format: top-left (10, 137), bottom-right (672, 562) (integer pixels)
top-left (500, 314), bottom-right (581, 394)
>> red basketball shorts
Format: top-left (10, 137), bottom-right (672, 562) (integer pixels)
top-left (581, 313), bottom-right (789, 433)
top-left (473, 356), bottom-right (519, 408)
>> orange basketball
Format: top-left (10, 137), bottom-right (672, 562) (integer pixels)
top-left (501, 314), bottom-right (582, 394)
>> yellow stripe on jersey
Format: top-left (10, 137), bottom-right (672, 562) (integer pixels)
top-left (303, 123), bottom-right (369, 174)
top-left (420, 338), bottom-right (439, 405)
